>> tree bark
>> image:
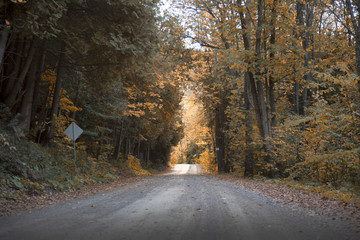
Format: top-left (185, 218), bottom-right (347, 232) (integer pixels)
top-left (244, 72), bottom-right (254, 177)
top-left (239, 0), bottom-right (277, 177)
top-left (18, 40), bottom-right (41, 133)
top-left (215, 102), bottom-right (226, 172)
top-left (71, 71), bottom-right (82, 120)
top-left (113, 128), bottom-right (121, 161)
top-left (4, 38), bottom-right (36, 108)
top-left (0, 24), bottom-right (10, 66)
top-left (31, 41), bottom-right (47, 129)
top-left (2, 37), bottom-right (23, 100)
top-left (294, 80), bottom-right (300, 114)
top-left (302, 2), bottom-right (314, 115)
top-left (269, 0), bottom-right (278, 127)
top-left (293, 0), bottom-right (304, 115)
top-left (47, 43), bottom-right (65, 142)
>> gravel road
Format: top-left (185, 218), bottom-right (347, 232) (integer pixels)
top-left (0, 164), bottom-right (358, 240)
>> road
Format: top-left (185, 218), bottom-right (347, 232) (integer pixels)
top-left (0, 164), bottom-right (358, 240)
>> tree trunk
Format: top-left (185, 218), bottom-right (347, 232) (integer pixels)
top-left (355, 12), bottom-right (360, 92)
top-left (37, 82), bottom-right (53, 144)
top-left (269, 0), bottom-right (278, 127)
top-left (4, 37), bottom-right (35, 108)
top-left (2, 37), bottom-right (23, 100)
top-left (212, 47), bottom-right (227, 173)
top-left (244, 72), bottom-right (254, 177)
top-left (294, 80), bottom-right (300, 114)
top-left (215, 102), bottom-right (226, 172)
top-left (345, 0), bottom-right (360, 91)
top-left (113, 122), bottom-right (125, 161)
top-left (137, 134), bottom-right (141, 158)
top-left (71, 72), bottom-right (82, 120)
top-left (302, 2), bottom-right (314, 115)
top-left (18, 41), bottom-right (41, 133)
top-left (146, 143), bottom-right (150, 165)
top-left (0, 24), bottom-right (10, 66)
top-left (47, 43), bottom-right (65, 142)
top-left (5, 39), bottom-right (36, 108)
top-left (293, 0), bottom-right (304, 115)
top-left (239, 0), bottom-right (277, 177)
top-left (31, 41), bottom-right (46, 129)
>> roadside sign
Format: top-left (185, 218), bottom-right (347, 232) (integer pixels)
top-left (64, 122), bottom-right (83, 171)
top-left (65, 122), bottom-right (83, 141)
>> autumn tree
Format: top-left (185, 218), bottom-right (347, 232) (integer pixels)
top-left (176, 0), bottom-right (359, 183)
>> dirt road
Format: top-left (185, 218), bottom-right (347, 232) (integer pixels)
top-left (0, 164), bottom-right (358, 240)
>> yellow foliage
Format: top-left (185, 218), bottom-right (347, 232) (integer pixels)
top-left (197, 149), bottom-right (217, 173)
top-left (125, 154), bottom-right (151, 176)
top-left (41, 68), bottom-right (82, 139)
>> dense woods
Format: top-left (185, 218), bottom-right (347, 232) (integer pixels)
top-left (0, 0), bottom-right (359, 198)
top-left (0, 0), bottom-right (188, 192)
top-left (175, 0), bottom-right (360, 188)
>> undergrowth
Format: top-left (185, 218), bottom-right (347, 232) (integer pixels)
top-left (0, 127), bottom-right (151, 204)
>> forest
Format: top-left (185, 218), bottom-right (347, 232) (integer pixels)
top-left (175, 0), bottom-right (360, 187)
top-left (0, 0), bottom-right (359, 201)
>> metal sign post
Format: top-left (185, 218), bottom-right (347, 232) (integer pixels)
top-left (64, 122), bottom-right (83, 171)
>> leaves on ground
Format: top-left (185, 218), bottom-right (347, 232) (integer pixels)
top-left (0, 175), bottom-right (147, 217)
top-left (217, 175), bottom-right (360, 230)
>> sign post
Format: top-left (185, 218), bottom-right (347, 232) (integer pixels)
top-left (64, 122), bottom-right (83, 170)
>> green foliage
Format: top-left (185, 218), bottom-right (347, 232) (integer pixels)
top-left (0, 126), bottom-right (118, 196)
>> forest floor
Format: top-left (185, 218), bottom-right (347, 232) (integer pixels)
top-left (217, 175), bottom-right (360, 231)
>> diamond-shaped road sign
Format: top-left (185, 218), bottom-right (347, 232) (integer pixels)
top-left (64, 122), bottom-right (83, 141)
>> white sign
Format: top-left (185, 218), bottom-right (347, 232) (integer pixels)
top-left (216, 147), bottom-right (220, 151)
top-left (65, 122), bottom-right (83, 141)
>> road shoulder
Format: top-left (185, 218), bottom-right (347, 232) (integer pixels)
top-left (216, 174), bottom-right (360, 231)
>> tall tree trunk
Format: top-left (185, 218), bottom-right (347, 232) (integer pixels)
top-left (239, 0), bottom-right (277, 177)
top-left (37, 84), bottom-right (52, 144)
top-left (146, 143), bottom-right (150, 165)
top-left (345, 0), bottom-right (360, 91)
top-left (47, 43), bottom-right (65, 142)
top-left (137, 135), bottom-right (141, 158)
top-left (293, 0), bottom-right (304, 115)
top-left (71, 72), bottom-right (83, 120)
top-left (215, 102), bottom-right (226, 172)
top-left (31, 41), bottom-right (47, 130)
top-left (0, 24), bottom-right (9, 66)
top-left (2, 37), bottom-right (23, 100)
top-left (302, 2), bottom-right (314, 115)
top-left (212, 48), bottom-right (227, 173)
top-left (18, 40), bottom-right (41, 133)
top-left (269, 0), bottom-right (278, 127)
top-left (354, 3), bottom-right (360, 92)
top-left (244, 72), bottom-right (254, 177)
top-left (113, 119), bottom-right (125, 161)
top-left (5, 38), bottom-right (36, 108)
top-left (294, 80), bottom-right (300, 114)
top-left (252, 0), bottom-right (271, 139)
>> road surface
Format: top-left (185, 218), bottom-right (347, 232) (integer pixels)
top-left (0, 164), bottom-right (358, 240)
